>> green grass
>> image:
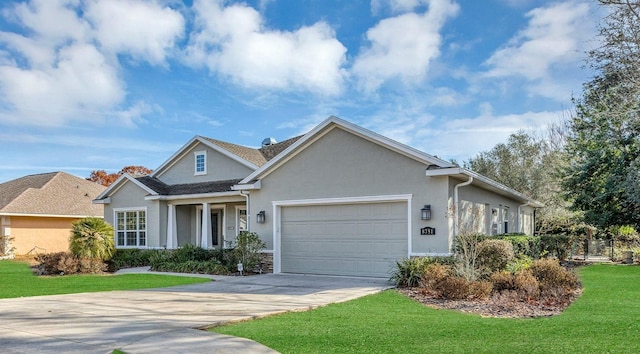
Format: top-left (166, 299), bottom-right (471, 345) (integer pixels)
top-left (0, 260), bottom-right (210, 298)
top-left (212, 265), bottom-right (640, 353)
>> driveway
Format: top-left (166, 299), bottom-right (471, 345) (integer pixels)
top-left (0, 273), bottom-right (392, 353)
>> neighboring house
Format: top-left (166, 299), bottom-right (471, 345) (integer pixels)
top-left (0, 172), bottom-right (106, 255)
top-left (94, 117), bottom-right (542, 277)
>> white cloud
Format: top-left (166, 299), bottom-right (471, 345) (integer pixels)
top-left (0, 43), bottom-right (124, 126)
top-left (483, 1), bottom-right (595, 99)
top-left (371, 0), bottom-right (424, 14)
top-left (184, 0), bottom-right (347, 95)
top-left (426, 108), bottom-right (565, 161)
top-left (85, 0), bottom-right (184, 66)
top-left (0, 0), bottom-right (185, 127)
top-left (353, 0), bottom-right (459, 92)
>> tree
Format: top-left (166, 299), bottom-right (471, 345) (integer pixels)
top-left (87, 165), bottom-right (152, 187)
top-left (69, 217), bottom-right (115, 261)
top-left (465, 127), bottom-right (577, 234)
top-left (563, 0), bottom-right (640, 229)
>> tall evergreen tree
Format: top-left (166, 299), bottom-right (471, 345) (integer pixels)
top-left (564, 0), bottom-right (640, 228)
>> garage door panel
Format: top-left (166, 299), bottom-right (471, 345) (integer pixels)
top-left (281, 201), bottom-right (408, 277)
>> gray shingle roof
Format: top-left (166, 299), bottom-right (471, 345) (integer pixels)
top-left (0, 172), bottom-right (105, 216)
top-left (201, 135), bottom-right (303, 167)
top-left (136, 177), bottom-right (242, 196)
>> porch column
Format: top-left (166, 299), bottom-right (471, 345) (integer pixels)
top-left (166, 204), bottom-right (178, 249)
top-left (201, 202), bottom-right (212, 248)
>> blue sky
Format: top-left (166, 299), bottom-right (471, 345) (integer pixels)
top-left (0, 0), bottom-right (600, 183)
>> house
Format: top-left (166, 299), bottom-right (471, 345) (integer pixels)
top-left (0, 172), bottom-right (106, 255)
top-left (94, 117), bottom-right (542, 277)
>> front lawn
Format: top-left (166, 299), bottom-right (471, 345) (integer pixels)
top-left (212, 265), bottom-right (640, 353)
top-left (0, 260), bottom-right (210, 298)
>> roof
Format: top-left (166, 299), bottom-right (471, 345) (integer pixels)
top-left (151, 134), bottom-right (304, 179)
top-left (239, 116), bottom-right (455, 184)
top-left (0, 172), bottom-right (106, 217)
top-left (425, 167), bottom-right (544, 207)
top-left (136, 177), bottom-right (242, 195)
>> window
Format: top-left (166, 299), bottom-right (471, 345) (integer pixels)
top-left (194, 150), bottom-right (206, 175)
top-left (115, 209), bottom-right (146, 247)
top-left (237, 207), bottom-right (247, 233)
top-left (502, 206), bottom-right (509, 234)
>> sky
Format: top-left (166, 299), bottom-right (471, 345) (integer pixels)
top-left (0, 0), bottom-right (601, 183)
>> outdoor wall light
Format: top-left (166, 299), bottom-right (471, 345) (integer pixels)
top-left (421, 205), bottom-right (432, 220)
top-left (257, 210), bottom-right (266, 224)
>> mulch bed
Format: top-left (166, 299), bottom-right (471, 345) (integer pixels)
top-left (398, 287), bottom-right (582, 318)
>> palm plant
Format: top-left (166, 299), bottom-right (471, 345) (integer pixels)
top-left (69, 217), bottom-right (115, 261)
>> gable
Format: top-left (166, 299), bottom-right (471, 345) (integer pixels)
top-left (239, 116), bottom-right (453, 185)
top-left (155, 141), bottom-right (256, 185)
top-left (258, 127), bottom-right (431, 198)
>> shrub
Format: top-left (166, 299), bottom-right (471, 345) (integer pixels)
top-left (79, 257), bottom-right (108, 274)
top-left (436, 276), bottom-right (469, 299)
top-left (391, 257), bottom-right (433, 287)
top-left (69, 217), bottom-right (115, 261)
top-left (229, 231), bottom-right (266, 273)
top-left (453, 233), bottom-right (486, 281)
top-left (539, 234), bottom-right (574, 260)
top-left (528, 258), bottom-right (579, 297)
top-left (420, 263), bottom-right (451, 289)
top-left (506, 255), bottom-right (533, 273)
top-left (497, 234), bottom-right (540, 259)
top-left (489, 271), bottom-right (514, 292)
top-left (435, 276), bottom-right (492, 300)
top-left (513, 270), bottom-right (540, 300)
top-left (108, 248), bottom-right (158, 271)
top-left (468, 280), bottom-right (493, 300)
top-left (35, 252), bottom-right (107, 275)
top-left (477, 239), bottom-right (514, 273)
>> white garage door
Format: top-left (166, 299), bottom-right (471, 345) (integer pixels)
top-left (280, 201), bottom-right (408, 277)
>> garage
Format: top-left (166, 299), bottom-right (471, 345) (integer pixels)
top-left (280, 201), bottom-right (408, 277)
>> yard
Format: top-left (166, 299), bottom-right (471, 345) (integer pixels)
top-left (212, 265), bottom-right (640, 353)
top-left (0, 260), bottom-right (209, 298)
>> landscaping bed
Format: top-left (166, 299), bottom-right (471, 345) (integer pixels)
top-left (399, 286), bottom-right (581, 318)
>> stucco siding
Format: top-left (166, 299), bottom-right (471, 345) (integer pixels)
top-left (249, 127), bottom-right (449, 254)
top-left (454, 181), bottom-right (535, 236)
top-left (156, 142), bottom-right (254, 185)
top-left (104, 180), bottom-right (161, 248)
top-left (10, 216), bottom-right (77, 255)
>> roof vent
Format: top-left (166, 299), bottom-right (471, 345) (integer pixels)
top-left (262, 137), bottom-right (277, 147)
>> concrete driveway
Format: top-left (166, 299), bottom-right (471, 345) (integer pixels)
top-left (0, 273), bottom-right (392, 353)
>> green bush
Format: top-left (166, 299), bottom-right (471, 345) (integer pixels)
top-left (477, 239), bottom-right (514, 273)
top-left (229, 231), bottom-right (266, 274)
top-left (69, 217), bottom-right (115, 261)
top-left (108, 248), bottom-right (159, 270)
top-left (496, 234), bottom-right (541, 259)
top-left (391, 257), bottom-right (432, 287)
top-left (539, 234), bottom-right (574, 260)
top-left (506, 255), bottom-right (533, 273)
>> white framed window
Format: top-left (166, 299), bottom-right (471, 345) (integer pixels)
top-left (194, 150), bottom-right (207, 175)
top-left (236, 206), bottom-right (247, 234)
top-left (114, 208), bottom-right (147, 247)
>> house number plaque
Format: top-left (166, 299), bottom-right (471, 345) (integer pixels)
top-left (420, 227), bottom-right (436, 235)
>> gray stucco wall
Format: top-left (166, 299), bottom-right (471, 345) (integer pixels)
top-left (455, 181), bottom-right (536, 236)
top-left (104, 181), bottom-right (161, 248)
top-left (156, 142), bottom-right (255, 185)
top-left (248, 127), bottom-right (451, 254)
